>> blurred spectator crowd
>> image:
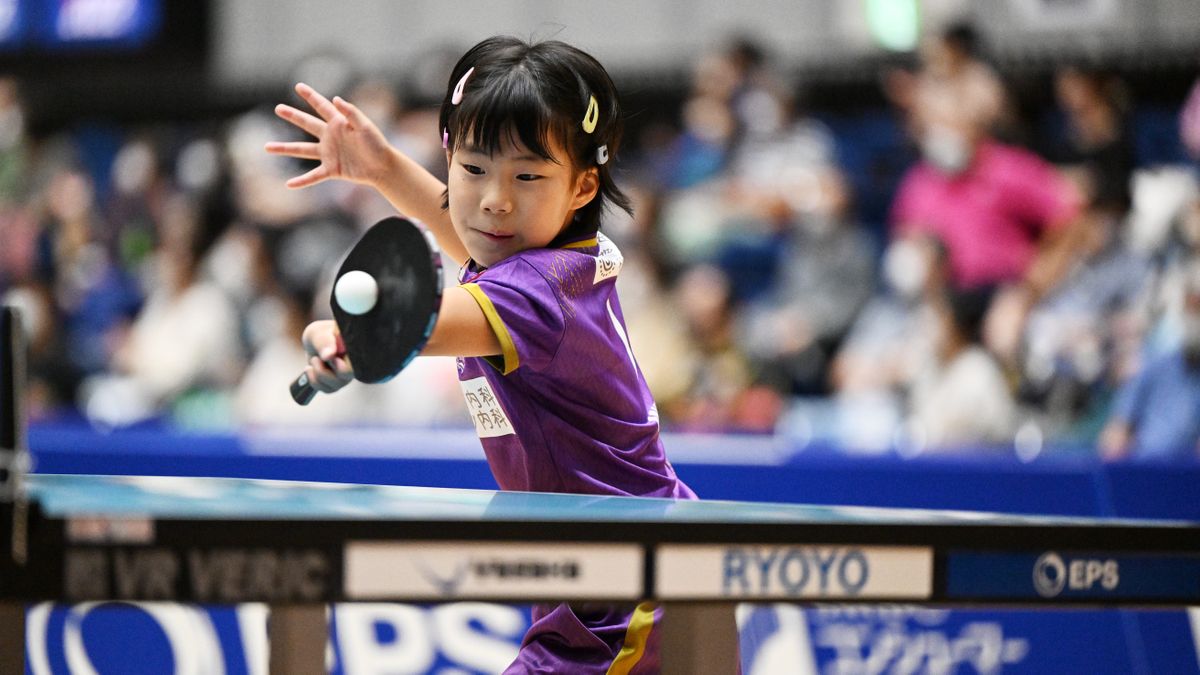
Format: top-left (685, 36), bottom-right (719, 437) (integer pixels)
top-left (3, 25), bottom-right (1200, 463)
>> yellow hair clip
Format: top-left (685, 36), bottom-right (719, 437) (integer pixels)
top-left (582, 96), bottom-right (599, 134)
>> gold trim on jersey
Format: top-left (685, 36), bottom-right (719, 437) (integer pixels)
top-left (461, 282), bottom-right (520, 375)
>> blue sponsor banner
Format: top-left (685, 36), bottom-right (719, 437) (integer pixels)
top-left (26, 602), bottom-right (533, 674)
top-left (946, 551), bottom-right (1200, 601)
top-left (740, 605), bottom-right (1200, 674)
top-left (25, 602), bottom-right (1200, 674)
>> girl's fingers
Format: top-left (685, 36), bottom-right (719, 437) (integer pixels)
top-left (264, 141), bottom-right (321, 160)
top-left (302, 364), bottom-right (322, 392)
top-left (305, 360), bottom-right (333, 393)
top-left (286, 165), bottom-right (330, 189)
top-left (295, 82), bottom-right (341, 122)
top-left (331, 356), bottom-right (353, 378)
top-left (274, 104), bottom-right (326, 138)
top-left (332, 96), bottom-right (364, 129)
top-left (316, 371), bottom-right (343, 391)
top-left (308, 356), bottom-right (343, 392)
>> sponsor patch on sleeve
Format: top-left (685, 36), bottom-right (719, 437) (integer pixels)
top-left (594, 234), bottom-right (624, 284)
top-left (459, 376), bottom-right (515, 438)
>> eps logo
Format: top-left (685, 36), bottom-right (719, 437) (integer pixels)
top-left (1033, 552), bottom-right (1119, 597)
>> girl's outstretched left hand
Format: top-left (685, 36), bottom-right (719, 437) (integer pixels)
top-left (265, 82), bottom-right (398, 190)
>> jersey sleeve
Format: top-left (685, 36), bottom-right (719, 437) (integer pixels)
top-left (461, 257), bottom-right (569, 375)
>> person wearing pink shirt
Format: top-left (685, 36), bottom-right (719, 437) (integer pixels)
top-left (890, 108), bottom-right (1086, 361)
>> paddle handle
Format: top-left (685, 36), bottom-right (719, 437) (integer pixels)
top-left (289, 372), bottom-right (318, 406)
top-left (290, 332), bottom-right (347, 406)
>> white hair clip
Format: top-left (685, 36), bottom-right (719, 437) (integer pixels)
top-left (582, 95), bottom-right (599, 134)
top-left (596, 144), bottom-right (609, 165)
top-left (442, 128), bottom-right (449, 149)
top-left (451, 67), bottom-right (474, 105)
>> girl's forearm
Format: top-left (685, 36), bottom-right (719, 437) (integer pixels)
top-left (374, 147), bottom-right (468, 266)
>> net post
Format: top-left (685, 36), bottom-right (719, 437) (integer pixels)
top-left (1, 305), bottom-right (30, 566)
top-left (661, 602), bottom-right (739, 674)
top-left (0, 306), bottom-right (27, 671)
top-left (268, 604), bottom-right (329, 675)
top-left (1, 303), bottom-right (30, 562)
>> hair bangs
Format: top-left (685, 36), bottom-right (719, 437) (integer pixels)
top-left (450, 69), bottom-right (571, 166)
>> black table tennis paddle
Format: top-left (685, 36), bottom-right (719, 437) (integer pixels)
top-left (290, 216), bottom-right (444, 405)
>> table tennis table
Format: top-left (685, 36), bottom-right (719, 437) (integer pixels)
top-left (2, 472), bottom-right (1199, 674)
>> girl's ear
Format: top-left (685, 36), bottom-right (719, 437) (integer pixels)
top-left (571, 167), bottom-right (600, 211)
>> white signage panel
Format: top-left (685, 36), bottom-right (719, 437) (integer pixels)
top-left (656, 544), bottom-right (933, 600)
top-left (346, 541), bottom-right (642, 600)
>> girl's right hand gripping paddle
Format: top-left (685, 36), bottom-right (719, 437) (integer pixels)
top-left (290, 216), bottom-right (444, 405)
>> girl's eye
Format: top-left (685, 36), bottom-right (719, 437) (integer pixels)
top-left (462, 164), bottom-right (484, 175)
top-left (516, 174), bottom-right (542, 182)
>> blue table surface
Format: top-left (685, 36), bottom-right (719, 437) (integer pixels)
top-left (22, 474), bottom-right (1196, 529)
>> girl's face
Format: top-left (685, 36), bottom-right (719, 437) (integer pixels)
top-left (446, 131), bottom-right (598, 267)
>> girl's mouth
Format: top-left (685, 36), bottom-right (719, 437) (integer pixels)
top-left (478, 230), bottom-right (514, 242)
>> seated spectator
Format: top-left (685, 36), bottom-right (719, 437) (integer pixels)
top-left (640, 44), bottom-right (744, 193)
top-left (1048, 65), bottom-right (1135, 215)
top-left (657, 47), bottom-right (870, 398)
top-left (1099, 260), bottom-right (1200, 462)
top-left (659, 264), bottom-right (780, 432)
top-left (833, 234), bottom-right (949, 395)
top-left (1018, 150), bottom-right (1149, 432)
top-left (37, 166), bottom-right (144, 380)
top-left (893, 105), bottom-right (1083, 288)
top-left (826, 234), bottom-right (950, 451)
top-left (907, 288), bottom-right (1016, 451)
top-left (1129, 86), bottom-right (1200, 363)
top-left (737, 168), bottom-right (876, 395)
top-left (84, 193), bottom-right (240, 427)
top-left (653, 38), bottom-right (823, 275)
top-left (890, 102), bottom-right (1087, 363)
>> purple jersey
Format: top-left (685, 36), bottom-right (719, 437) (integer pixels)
top-left (456, 232), bottom-right (694, 673)
top-left (456, 232), bottom-right (695, 500)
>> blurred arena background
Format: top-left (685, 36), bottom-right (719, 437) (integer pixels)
top-left (1, 0), bottom-right (1198, 454)
top-left (3, 1), bottom-right (1200, 672)
top-left (5, 0), bottom-right (1200, 456)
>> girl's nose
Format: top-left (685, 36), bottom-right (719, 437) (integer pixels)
top-left (480, 181), bottom-right (512, 214)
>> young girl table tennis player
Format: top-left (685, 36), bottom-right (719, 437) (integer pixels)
top-left (267, 36), bottom-right (696, 673)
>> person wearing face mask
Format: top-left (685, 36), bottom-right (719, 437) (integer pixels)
top-left (907, 286), bottom-right (1017, 452)
top-left (1099, 261), bottom-right (1200, 462)
top-left (822, 235), bottom-right (951, 451)
top-left (890, 103), bottom-right (1089, 365)
top-left (736, 167), bottom-right (876, 397)
top-left (831, 234), bottom-right (949, 396)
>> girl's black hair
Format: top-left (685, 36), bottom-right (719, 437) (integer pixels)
top-left (438, 36), bottom-right (632, 233)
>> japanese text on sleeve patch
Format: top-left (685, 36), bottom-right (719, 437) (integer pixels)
top-left (460, 376), bottom-right (515, 438)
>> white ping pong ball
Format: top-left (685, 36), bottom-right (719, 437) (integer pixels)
top-left (334, 270), bottom-right (379, 315)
